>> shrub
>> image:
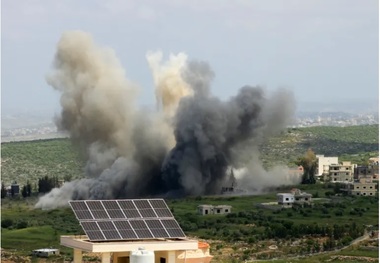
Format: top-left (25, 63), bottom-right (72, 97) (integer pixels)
top-left (16, 220), bottom-right (28, 229)
top-left (1, 219), bottom-right (13, 228)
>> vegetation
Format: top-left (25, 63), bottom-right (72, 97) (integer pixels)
top-left (297, 149), bottom-right (317, 184)
top-left (1, 138), bottom-right (84, 188)
top-left (1, 125), bottom-right (378, 188)
top-left (0, 125), bottom-right (378, 261)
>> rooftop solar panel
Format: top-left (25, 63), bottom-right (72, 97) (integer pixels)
top-left (69, 199), bottom-right (186, 241)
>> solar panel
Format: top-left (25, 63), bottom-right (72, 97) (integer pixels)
top-left (118, 200), bottom-right (141, 218)
top-left (101, 200), bottom-right (126, 219)
top-left (69, 201), bottom-right (93, 220)
top-left (86, 201), bottom-right (109, 219)
top-left (80, 221), bottom-right (105, 241)
top-left (69, 199), bottom-right (186, 241)
top-left (145, 219), bottom-right (169, 238)
top-left (161, 219), bottom-right (186, 238)
top-left (113, 220), bottom-right (138, 239)
top-left (130, 220), bottom-right (154, 239)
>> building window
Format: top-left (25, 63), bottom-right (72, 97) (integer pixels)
top-left (357, 193), bottom-right (360, 195)
top-left (305, 198), bottom-right (308, 201)
top-left (216, 209), bottom-right (220, 213)
top-left (205, 210), bottom-right (208, 215)
top-left (225, 209), bottom-right (229, 213)
top-left (370, 193), bottom-right (373, 195)
top-left (346, 173), bottom-right (349, 175)
top-left (285, 198), bottom-right (289, 201)
top-left (356, 186), bottom-right (359, 189)
top-left (363, 193), bottom-right (366, 195)
top-left (346, 167), bottom-right (349, 170)
top-left (363, 186), bottom-right (366, 189)
top-left (334, 178), bottom-right (337, 181)
top-left (334, 173), bottom-right (337, 175)
top-left (370, 186), bottom-right (373, 189)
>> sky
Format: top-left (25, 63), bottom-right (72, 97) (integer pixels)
top-left (2, 0), bottom-right (379, 117)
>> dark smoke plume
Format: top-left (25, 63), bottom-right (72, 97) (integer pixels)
top-left (36, 31), bottom-right (298, 209)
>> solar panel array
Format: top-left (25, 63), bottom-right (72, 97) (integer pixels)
top-left (69, 199), bottom-right (186, 241)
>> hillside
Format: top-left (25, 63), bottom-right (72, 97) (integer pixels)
top-left (1, 125), bottom-right (378, 186)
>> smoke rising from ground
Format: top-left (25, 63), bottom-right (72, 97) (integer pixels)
top-left (36, 31), bottom-right (298, 209)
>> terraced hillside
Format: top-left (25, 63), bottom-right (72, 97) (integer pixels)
top-left (1, 125), bottom-right (378, 186)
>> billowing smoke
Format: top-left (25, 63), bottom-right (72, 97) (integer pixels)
top-left (146, 51), bottom-right (192, 116)
top-left (36, 31), bottom-right (298, 209)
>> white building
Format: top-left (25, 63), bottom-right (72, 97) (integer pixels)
top-left (32, 248), bottom-right (60, 257)
top-left (316, 155), bottom-right (338, 180)
top-left (277, 189), bottom-right (312, 207)
top-left (276, 193), bottom-right (294, 207)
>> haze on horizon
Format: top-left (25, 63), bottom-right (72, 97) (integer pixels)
top-left (2, 0), bottom-right (379, 118)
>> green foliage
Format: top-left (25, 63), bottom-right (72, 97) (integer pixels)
top-left (260, 125), bottom-right (378, 167)
top-left (1, 138), bottom-right (84, 187)
top-left (38, 176), bottom-right (56, 193)
top-left (1, 218), bottom-right (13, 228)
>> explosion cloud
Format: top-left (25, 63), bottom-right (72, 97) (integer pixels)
top-left (36, 31), bottom-right (298, 209)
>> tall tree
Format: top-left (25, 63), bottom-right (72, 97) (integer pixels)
top-left (26, 181), bottom-right (32, 197)
top-left (1, 183), bottom-right (7, 198)
top-left (38, 176), bottom-right (55, 193)
top-left (21, 185), bottom-right (28, 198)
top-left (297, 149), bottom-right (317, 184)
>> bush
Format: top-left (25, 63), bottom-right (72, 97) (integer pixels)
top-left (16, 220), bottom-right (28, 229)
top-left (1, 219), bottom-right (13, 228)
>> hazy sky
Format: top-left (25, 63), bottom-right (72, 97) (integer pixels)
top-left (2, 0), bottom-right (379, 116)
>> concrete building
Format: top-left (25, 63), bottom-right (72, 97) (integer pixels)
top-left (276, 193), bottom-right (294, 207)
top-left (316, 155), bottom-right (338, 180)
top-left (61, 236), bottom-right (212, 263)
top-left (291, 188), bottom-right (313, 204)
top-left (277, 188), bottom-right (312, 208)
top-left (343, 177), bottom-right (378, 196)
top-left (354, 157), bottom-right (379, 181)
top-left (32, 248), bottom-right (60, 257)
top-left (197, 205), bottom-right (232, 215)
top-left (329, 161), bottom-right (354, 182)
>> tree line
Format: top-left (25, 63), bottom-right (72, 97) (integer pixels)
top-left (1, 176), bottom-right (62, 199)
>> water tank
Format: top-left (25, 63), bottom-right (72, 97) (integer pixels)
top-left (130, 247), bottom-right (154, 263)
